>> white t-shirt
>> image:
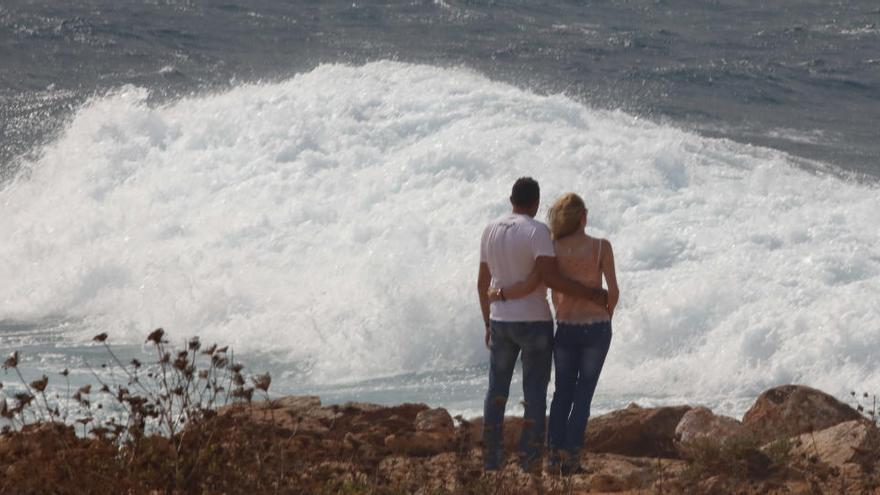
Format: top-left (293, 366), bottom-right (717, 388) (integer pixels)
top-left (480, 213), bottom-right (555, 322)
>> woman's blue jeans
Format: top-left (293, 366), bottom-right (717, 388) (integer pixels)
top-left (482, 320), bottom-right (554, 470)
top-left (547, 320), bottom-right (612, 467)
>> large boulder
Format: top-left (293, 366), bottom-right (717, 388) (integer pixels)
top-left (415, 408), bottom-right (454, 433)
top-left (584, 404), bottom-right (692, 458)
top-left (742, 385), bottom-right (862, 442)
top-left (380, 405), bottom-right (456, 457)
top-left (674, 407), bottom-right (748, 447)
top-left (790, 419), bottom-right (880, 468)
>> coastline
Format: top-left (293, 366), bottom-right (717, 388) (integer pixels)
top-left (2, 384), bottom-right (878, 494)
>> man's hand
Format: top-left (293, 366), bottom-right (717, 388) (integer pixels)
top-left (594, 288), bottom-right (609, 307)
top-left (487, 287), bottom-right (503, 302)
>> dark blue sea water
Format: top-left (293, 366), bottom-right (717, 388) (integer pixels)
top-left (1, 1), bottom-right (879, 420)
top-left (2, 0), bottom-right (879, 178)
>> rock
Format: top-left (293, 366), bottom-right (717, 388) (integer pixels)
top-left (272, 395), bottom-right (321, 411)
top-left (581, 453), bottom-right (675, 492)
top-left (293, 417), bottom-right (331, 435)
top-left (343, 432), bottom-right (364, 451)
top-left (415, 408), bottom-right (454, 433)
top-left (467, 416), bottom-right (527, 451)
top-left (791, 419), bottom-right (880, 468)
top-left (260, 406), bottom-right (332, 435)
top-left (0, 434), bottom-right (10, 458)
top-left (742, 385), bottom-right (862, 442)
top-left (220, 395), bottom-right (346, 434)
top-left (384, 431), bottom-right (456, 456)
top-left (584, 404), bottom-right (692, 458)
top-left (697, 475), bottom-right (736, 494)
top-left (542, 454), bottom-right (678, 493)
top-left (339, 401), bottom-right (385, 413)
top-left (674, 407), bottom-right (748, 447)
top-left (590, 473), bottom-right (626, 492)
top-left (782, 480), bottom-right (814, 495)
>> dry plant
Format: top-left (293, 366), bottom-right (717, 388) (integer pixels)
top-left (851, 390), bottom-right (878, 425)
top-left (678, 435), bottom-right (778, 485)
top-left (0, 328), bottom-right (296, 494)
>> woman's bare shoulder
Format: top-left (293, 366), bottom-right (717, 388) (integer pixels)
top-left (587, 236), bottom-right (614, 257)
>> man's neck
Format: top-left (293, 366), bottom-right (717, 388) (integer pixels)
top-left (511, 207), bottom-right (533, 217)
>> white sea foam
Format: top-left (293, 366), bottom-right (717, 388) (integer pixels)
top-left (1, 62), bottom-right (878, 407)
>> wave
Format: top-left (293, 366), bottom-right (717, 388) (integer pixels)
top-left (1, 62), bottom-right (878, 400)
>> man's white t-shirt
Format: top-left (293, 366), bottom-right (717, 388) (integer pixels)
top-left (480, 213), bottom-right (555, 322)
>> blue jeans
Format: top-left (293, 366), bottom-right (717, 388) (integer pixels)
top-left (482, 320), bottom-right (554, 470)
top-left (547, 321), bottom-right (612, 467)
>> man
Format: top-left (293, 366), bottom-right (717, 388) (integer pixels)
top-left (477, 177), bottom-right (607, 471)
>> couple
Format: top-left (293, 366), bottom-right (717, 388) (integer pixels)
top-left (477, 177), bottom-right (619, 474)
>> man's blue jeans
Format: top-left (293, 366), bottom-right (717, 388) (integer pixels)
top-left (482, 320), bottom-right (554, 470)
top-left (547, 320), bottom-right (612, 468)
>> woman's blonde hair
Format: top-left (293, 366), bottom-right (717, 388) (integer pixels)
top-left (547, 193), bottom-right (586, 240)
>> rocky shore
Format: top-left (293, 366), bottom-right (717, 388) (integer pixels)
top-left (2, 384), bottom-right (879, 493)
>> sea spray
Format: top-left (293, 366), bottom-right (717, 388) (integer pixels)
top-left (1, 62), bottom-right (878, 413)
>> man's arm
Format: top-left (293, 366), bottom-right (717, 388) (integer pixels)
top-left (477, 262), bottom-right (492, 348)
top-left (535, 256), bottom-right (607, 305)
top-left (489, 267), bottom-right (540, 300)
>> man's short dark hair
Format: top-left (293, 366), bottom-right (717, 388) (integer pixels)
top-left (510, 177), bottom-right (540, 207)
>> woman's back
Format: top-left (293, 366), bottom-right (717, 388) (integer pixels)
top-left (551, 233), bottom-right (610, 324)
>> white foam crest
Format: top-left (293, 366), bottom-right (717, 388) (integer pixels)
top-left (1, 62), bottom-right (878, 399)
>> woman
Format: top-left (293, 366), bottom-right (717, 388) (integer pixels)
top-left (490, 192), bottom-right (619, 474)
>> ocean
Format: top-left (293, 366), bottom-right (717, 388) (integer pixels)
top-left (1, 0), bottom-right (878, 420)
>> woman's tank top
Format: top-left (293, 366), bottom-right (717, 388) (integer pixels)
top-left (551, 235), bottom-right (610, 324)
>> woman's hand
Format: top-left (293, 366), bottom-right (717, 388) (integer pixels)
top-left (487, 287), bottom-right (503, 302)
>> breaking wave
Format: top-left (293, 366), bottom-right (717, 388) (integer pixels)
top-left (1, 62), bottom-right (878, 405)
